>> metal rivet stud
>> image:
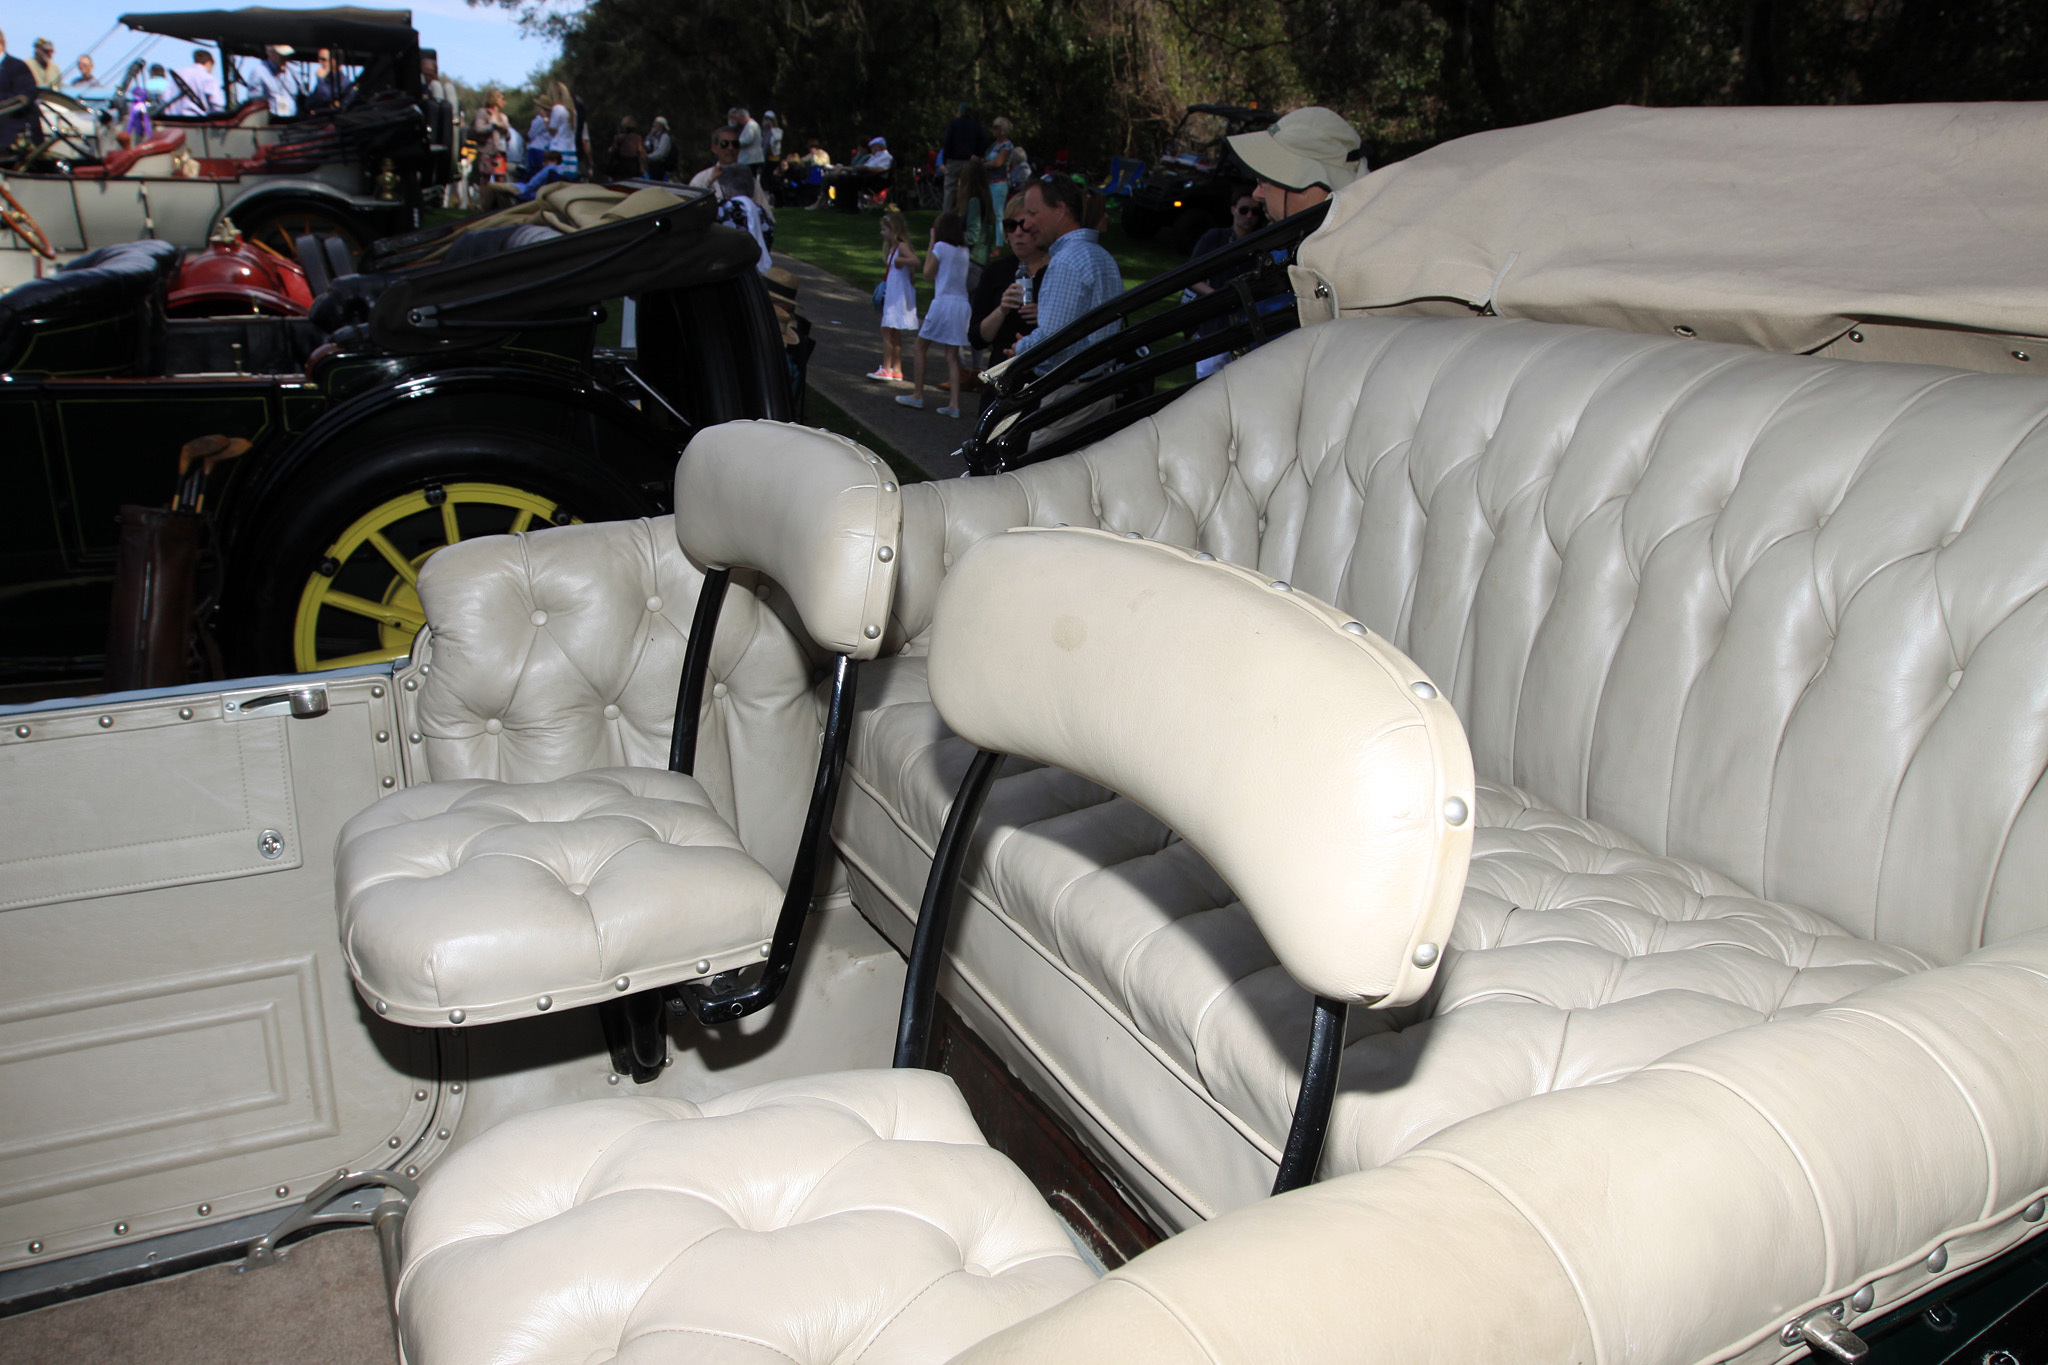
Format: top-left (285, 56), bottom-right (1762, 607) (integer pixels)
top-left (615, 977), bottom-right (630, 991)
top-left (1313, 282), bottom-right (1331, 300)
top-left (1342, 622), bottom-right (1366, 635)
top-left (276, 1186), bottom-right (289, 1198)
top-left (1270, 580), bottom-right (1290, 592)
top-left (376, 731), bottom-right (389, 743)
top-left (695, 959), bottom-right (712, 975)
top-left (404, 1165), bottom-right (419, 1178)
top-left (759, 943), bottom-right (771, 957)
top-left (404, 678), bottom-right (418, 691)
top-left (388, 1136), bottom-right (402, 1148)
top-left (451, 1084), bottom-right (462, 1094)
top-left (197, 1204), bottom-right (211, 1217)
top-left (98, 715), bottom-right (113, 728)
top-left (883, 481), bottom-right (897, 493)
top-left (381, 777), bottom-right (395, 788)
top-left (1673, 324), bottom-right (1697, 338)
top-left (12, 725), bottom-right (26, 738)
top-left (1413, 943), bottom-right (1440, 968)
top-left (1781, 1323), bottom-right (1803, 1347)
top-left (448, 1009), bottom-right (465, 1024)
top-left (877, 546), bottom-right (894, 562)
top-left (409, 732), bottom-right (422, 743)
top-left (414, 1090), bottom-right (428, 1101)
top-left (114, 1222), bottom-right (129, 1236)
top-left (1849, 1286), bottom-right (1875, 1313)
top-left (607, 1073), bottom-right (620, 1085)
top-left (1926, 1245), bottom-right (1949, 1274)
top-left (179, 708), bottom-right (193, 720)
top-left (1444, 797), bottom-right (1470, 826)
top-left (1848, 329), bottom-right (1865, 343)
top-left (1123, 532), bottom-right (1141, 540)
top-left (864, 624), bottom-right (880, 639)
top-left (259, 830), bottom-right (285, 860)
top-left (372, 686), bottom-right (385, 698)
top-left (2015, 350), bottom-right (2032, 363)
top-left (437, 1129), bottom-right (449, 1141)
top-left (374, 1000), bottom-right (389, 1015)
top-left (27, 1241), bottom-right (42, 1254)
top-left (536, 996), bottom-right (552, 1011)
top-left (1412, 680), bottom-right (1437, 699)
top-left (2025, 1199), bottom-right (2045, 1222)
top-left (1194, 552), bottom-right (1215, 561)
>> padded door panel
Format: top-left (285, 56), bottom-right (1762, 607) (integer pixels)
top-left (0, 673), bottom-right (459, 1272)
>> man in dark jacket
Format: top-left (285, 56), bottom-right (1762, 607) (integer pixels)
top-left (940, 103), bottom-right (984, 210)
top-left (0, 30), bottom-right (40, 159)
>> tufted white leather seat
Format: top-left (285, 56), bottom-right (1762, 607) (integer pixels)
top-left (336, 425), bottom-right (902, 1031)
top-left (394, 526), bottom-right (1473, 1364)
top-left (397, 1071), bottom-right (1098, 1365)
top-left (744, 314), bottom-right (2048, 1227)
top-left (337, 770), bottom-right (783, 1026)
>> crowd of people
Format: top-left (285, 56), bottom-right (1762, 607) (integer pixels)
top-left (862, 103), bottom-right (1367, 430)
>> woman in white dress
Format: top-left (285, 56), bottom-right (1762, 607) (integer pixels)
top-left (870, 208), bottom-right (921, 382)
top-left (897, 213), bottom-right (972, 417)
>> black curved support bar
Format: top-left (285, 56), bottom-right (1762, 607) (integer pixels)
top-left (668, 567), bottom-right (729, 774)
top-left (1272, 995), bottom-right (1349, 1195)
top-left (675, 654), bottom-right (860, 1025)
top-left (894, 748), bottom-right (1004, 1069)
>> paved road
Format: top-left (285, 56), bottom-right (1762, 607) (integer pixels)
top-left (774, 253), bottom-right (970, 480)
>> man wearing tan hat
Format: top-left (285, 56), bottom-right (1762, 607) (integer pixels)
top-left (1226, 105), bottom-right (1368, 221)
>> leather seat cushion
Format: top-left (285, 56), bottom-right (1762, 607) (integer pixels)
top-left (838, 656), bottom-right (1932, 1215)
top-left (337, 768), bottom-right (783, 1027)
top-left (396, 1070), bottom-right (1099, 1365)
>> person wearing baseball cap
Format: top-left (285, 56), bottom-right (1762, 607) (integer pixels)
top-left (1227, 105), bottom-right (1368, 221)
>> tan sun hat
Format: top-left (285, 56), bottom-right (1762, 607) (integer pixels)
top-left (1227, 106), bottom-right (1368, 192)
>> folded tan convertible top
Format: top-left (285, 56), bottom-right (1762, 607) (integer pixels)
top-left (1294, 102), bottom-right (2048, 370)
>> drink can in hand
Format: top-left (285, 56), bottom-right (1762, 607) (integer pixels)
top-left (1018, 275), bottom-right (1035, 306)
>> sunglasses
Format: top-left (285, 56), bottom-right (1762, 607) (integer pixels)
top-left (1235, 205), bottom-right (1262, 216)
top-left (1002, 219), bottom-right (1024, 232)
top-left (715, 139), bottom-right (738, 148)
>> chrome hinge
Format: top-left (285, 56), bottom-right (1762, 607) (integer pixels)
top-left (1782, 1306), bottom-right (1869, 1362)
top-left (224, 685), bottom-right (329, 720)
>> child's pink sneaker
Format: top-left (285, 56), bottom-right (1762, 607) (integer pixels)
top-left (867, 367), bottom-right (900, 381)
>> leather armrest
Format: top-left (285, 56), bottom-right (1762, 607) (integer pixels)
top-left (674, 421), bottom-right (903, 660)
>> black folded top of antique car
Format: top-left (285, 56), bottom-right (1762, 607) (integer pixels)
top-left (0, 184), bottom-right (792, 685)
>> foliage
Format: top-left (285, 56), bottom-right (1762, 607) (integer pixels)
top-left (471, 0), bottom-right (2048, 172)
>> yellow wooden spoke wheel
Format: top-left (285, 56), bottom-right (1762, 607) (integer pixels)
top-left (293, 482), bottom-right (579, 672)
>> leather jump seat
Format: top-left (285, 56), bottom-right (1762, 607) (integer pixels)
top-left (0, 239), bottom-right (181, 376)
top-left (390, 525), bottom-right (1473, 1364)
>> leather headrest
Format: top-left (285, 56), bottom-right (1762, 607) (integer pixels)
top-left (927, 527), bottom-right (1474, 1007)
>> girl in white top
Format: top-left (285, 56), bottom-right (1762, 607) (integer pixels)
top-left (870, 209), bottom-right (921, 382)
top-left (897, 213), bottom-right (971, 418)
top-left (546, 80), bottom-right (578, 178)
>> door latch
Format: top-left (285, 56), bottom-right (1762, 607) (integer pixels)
top-left (225, 686), bottom-right (329, 720)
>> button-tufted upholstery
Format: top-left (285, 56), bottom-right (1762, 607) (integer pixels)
top-left (396, 1070), bottom-right (1098, 1365)
top-left (805, 315), bottom-right (2048, 1225)
top-left (337, 770), bottom-right (783, 1026)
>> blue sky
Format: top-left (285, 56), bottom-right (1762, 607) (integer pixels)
top-left (15, 0), bottom-right (564, 90)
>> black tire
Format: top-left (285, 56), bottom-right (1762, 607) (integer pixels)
top-left (229, 429), bottom-right (659, 676)
top-left (230, 197), bottom-right (375, 272)
top-left (1120, 203), bottom-right (1162, 240)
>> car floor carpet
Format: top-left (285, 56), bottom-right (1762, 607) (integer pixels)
top-left (0, 1227), bottom-right (396, 1365)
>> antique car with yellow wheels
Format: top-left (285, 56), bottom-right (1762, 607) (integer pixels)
top-left (0, 182), bottom-right (789, 687)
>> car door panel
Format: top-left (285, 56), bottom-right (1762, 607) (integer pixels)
top-left (0, 669), bottom-right (457, 1273)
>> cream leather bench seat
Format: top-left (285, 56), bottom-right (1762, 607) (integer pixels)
top-left (785, 315), bottom-right (2048, 1226)
top-left (391, 527), bottom-right (1473, 1365)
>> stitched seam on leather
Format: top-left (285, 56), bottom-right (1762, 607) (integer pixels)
top-left (618, 1326), bottom-right (801, 1362)
top-left (1835, 1004), bottom-right (1999, 1218)
top-left (1095, 1273), bottom-right (1227, 1363)
top-left (849, 1265), bottom-right (968, 1359)
top-left (1405, 1150), bottom-right (1606, 1363)
top-left (833, 814), bottom-right (1234, 1219)
top-left (1642, 1060), bottom-right (1838, 1287)
top-left (837, 767), bottom-right (1280, 1168)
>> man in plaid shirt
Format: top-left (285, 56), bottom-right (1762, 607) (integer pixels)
top-left (1012, 175), bottom-right (1124, 373)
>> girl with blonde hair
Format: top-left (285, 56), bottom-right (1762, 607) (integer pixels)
top-left (870, 208), bottom-right (921, 382)
top-left (545, 80), bottom-right (578, 177)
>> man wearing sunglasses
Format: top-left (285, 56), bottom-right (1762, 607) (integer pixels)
top-left (691, 124), bottom-right (771, 208)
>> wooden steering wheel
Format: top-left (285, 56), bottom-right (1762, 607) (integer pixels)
top-left (0, 180), bottom-right (56, 260)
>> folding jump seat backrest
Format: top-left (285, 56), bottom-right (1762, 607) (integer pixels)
top-left (389, 526), bottom-right (1474, 1365)
top-left (334, 423), bottom-right (900, 1078)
